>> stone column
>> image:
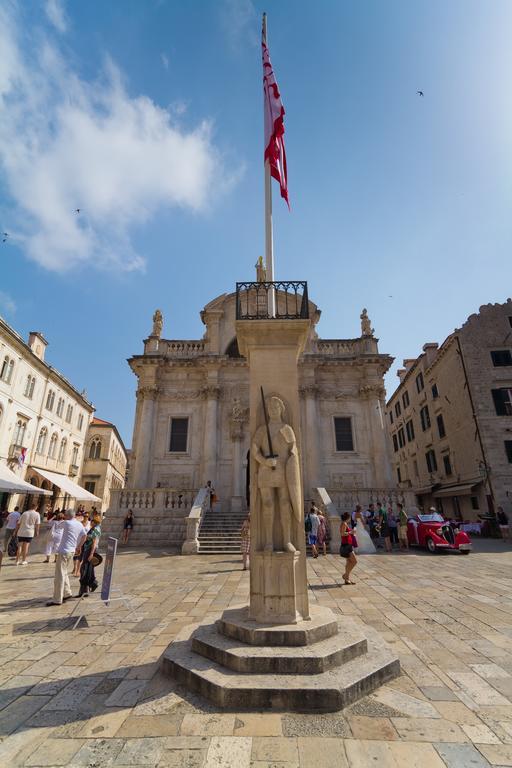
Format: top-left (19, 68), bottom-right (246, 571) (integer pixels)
top-left (236, 319), bottom-right (311, 624)
top-left (202, 384), bottom-right (220, 485)
top-left (300, 384), bottom-right (320, 496)
top-left (132, 386), bottom-right (158, 488)
top-left (362, 384), bottom-right (393, 488)
top-left (230, 405), bottom-right (248, 512)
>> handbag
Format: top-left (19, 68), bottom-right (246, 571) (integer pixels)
top-left (339, 542), bottom-right (353, 558)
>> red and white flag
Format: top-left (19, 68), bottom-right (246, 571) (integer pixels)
top-left (262, 27), bottom-right (289, 208)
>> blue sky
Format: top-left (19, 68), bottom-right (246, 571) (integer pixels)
top-left (1, 0), bottom-right (511, 446)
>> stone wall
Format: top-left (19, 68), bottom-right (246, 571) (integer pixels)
top-left (102, 487), bottom-right (195, 549)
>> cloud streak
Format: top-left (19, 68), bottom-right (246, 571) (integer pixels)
top-left (0, 4), bottom-right (238, 273)
top-left (45, 0), bottom-right (68, 33)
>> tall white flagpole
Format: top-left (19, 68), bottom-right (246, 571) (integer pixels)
top-left (263, 13), bottom-right (276, 317)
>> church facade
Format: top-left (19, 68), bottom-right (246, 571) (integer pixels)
top-left (125, 287), bottom-right (395, 523)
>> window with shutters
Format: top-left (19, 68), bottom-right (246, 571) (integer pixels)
top-left (398, 427), bottom-right (405, 448)
top-left (402, 391), bottom-right (410, 409)
top-left (169, 417), bottom-right (189, 452)
top-left (389, 411), bottom-right (394, 425)
top-left (406, 419), bottom-right (415, 442)
top-left (443, 454), bottom-right (452, 475)
top-left (397, 466), bottom-right (402, 483)
top-left (492, 389), bottom-right (512, 416)
top-left (395, 402), bottom-right (401, 418)
top-left (425, 449), bottom-right (437, 473)
top-left (334, 417), bottom-right (354, 451)
top-left (416, 372), bottom-right (424, 393)
top-left (392, 434), bottom-right (399, 452)
top-left (437, 414), bottom-right (446, 439)
top-left (431, 383), bottom-right (439, 399)
top-left (491, 350), bottom-right (512, 367)
top-left (505, 441), bottom-right (512, 463)
top-left (84, 481), bottom-right (96, 494)
top-left (420, 405), bottom-right (431, 431)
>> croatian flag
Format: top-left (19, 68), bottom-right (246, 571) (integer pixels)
top-left (262, 27), bottom-right (289, 207)
top-left (18, 447), bottom-right (27, 468)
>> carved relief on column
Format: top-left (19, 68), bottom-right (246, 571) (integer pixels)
top-left (136, 385), bottom-right (160, 401)
top-left (201, 384), bottom-right (221, 401)
top-left (229, 397), bottom-right (249, 440)
top-left (299, 384), bottom-right (320, 399)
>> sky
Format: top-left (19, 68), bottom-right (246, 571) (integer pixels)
top-left (1, 0), bottom-right (512, 447)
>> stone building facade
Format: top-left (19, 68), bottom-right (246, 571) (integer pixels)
top-left (118, 289), bottom-right (395, 542)
top-left (0, 317), bottom-right (95, 511)
top-left (386, 300), bottom-right (512, 520)
top-left (80, 417), bottom-right (127, 513)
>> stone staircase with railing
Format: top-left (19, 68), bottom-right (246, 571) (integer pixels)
top-left (198, 504), bottom-right (247, 555)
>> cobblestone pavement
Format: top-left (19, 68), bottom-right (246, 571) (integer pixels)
top-left (2, 540), bottom-right (512, 766)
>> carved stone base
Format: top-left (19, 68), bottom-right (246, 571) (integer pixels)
top-left (161, 605), bottom-right (400, 711)
top-left (249, 551), bottom-right (309, 624)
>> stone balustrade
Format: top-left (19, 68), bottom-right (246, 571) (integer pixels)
top-left (102, 487), bottom-right (197, 550)
top-left (326, 487), bottom-right (411, 513)
top-left (313, 338), bottom-right (379, 357)
top-left (164, 340), bottom-right (206, 358)
top-left (181, 487), bottom-right (210, 554)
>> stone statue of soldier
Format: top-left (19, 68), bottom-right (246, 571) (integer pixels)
top-left (251, 395), bottom-right (302, 553)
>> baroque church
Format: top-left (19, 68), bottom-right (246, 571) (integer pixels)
top-left (125, 276), bottom-right (395, 524)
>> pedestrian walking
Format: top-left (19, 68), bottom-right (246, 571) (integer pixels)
top-left (339, 512), bottom-right (357, 584)
top-left (378, 502), bottom-right (392, 552)
top-left (15, 507), bottom-right (41, 565)
top-left (122, 510), bottom-right (134, 544)
top-left (240, 513), bottom-right (251, 570)
top-left (317, 509), bottom-right (328, 555)
top-left (388, 506), bottom-right (399, 549)
top-left (308, 504), bottom-right (320, 558)
top-left (44, 511), bottom-right (64, 563)
top-left (2, 506), bottom-right (20, 553)
top-left (398, 502), bottom-right (409, 550)
top-left (78, 514), bottom-right (102, 597)
top-left (46, 510), bottom-right (86, 606)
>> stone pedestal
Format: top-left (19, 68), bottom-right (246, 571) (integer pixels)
top-left (250, 551), bottom-right (307, 624)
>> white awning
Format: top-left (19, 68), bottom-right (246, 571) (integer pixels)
top-left (31, 467), bottom-right (101, 502)
top-left (433, 483), bottom-right (476, 498)
top-left (0, 462), bottom-right (52, 495)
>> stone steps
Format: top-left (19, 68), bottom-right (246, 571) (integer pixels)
top-left (162, 609), bottom-right (400, 711)
top-left (198, 507), bottom-right (247, 555)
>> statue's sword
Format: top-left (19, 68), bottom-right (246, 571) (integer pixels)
top-left (260, 386), bottom-right (277, 470)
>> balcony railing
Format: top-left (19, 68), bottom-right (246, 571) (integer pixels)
top-left (236, 281), bottom-right (309, 320)
top-left (69, 464), bottom-right (79, 477)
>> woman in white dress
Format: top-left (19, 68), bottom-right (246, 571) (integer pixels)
top-left (354, 508), bottom-right (376, 554)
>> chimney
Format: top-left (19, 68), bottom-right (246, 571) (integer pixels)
top-left (402, 358), bottom-right (417, 372)
top-left (422, 342), bottom-right (439, 367)
top-left (28, 331), bottom-right (48, 361)
top-left (397, 368), bottom-right (406, 383)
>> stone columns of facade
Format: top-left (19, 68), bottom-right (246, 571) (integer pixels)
top-left (202, 383), bottom-right (220, 486)
top-left (230, 402), bottom-right (248, 512)
top-left (300, 384), bottom-right (321, 497)
top-left (361, 384), bottom-right (393, 488)
top-left (236, 319), bottom-right (311, 624)
top-left (132, 386), bottom-right (158, 488)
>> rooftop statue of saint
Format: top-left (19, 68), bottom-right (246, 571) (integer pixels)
top-left (360, 308), bottom-right (374, 337)
top-left (151, 309), bottom-right (163, 339)
top-left (255, 256), bottom-right (267, 283)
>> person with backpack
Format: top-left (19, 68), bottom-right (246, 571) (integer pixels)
top-left (3, 506), bottom-right (20, 554)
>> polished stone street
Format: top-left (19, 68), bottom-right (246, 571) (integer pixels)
top-left (2, 541), bottom-right (512, 767)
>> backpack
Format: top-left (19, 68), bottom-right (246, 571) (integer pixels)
top-left (305, 513), bottom-right (312, 533)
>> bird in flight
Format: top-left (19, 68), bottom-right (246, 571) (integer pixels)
top-left (2, 232), bottom-right (8, 243)
top-left (74, 208), bottom-right (81, 214)
top-left (417, 90), bottom-right (424, 97)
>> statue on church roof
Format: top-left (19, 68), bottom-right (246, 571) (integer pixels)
top-left (151, 309), bottom-right (163, 339)
top-left (360, 308), bottom-right (374, 337)
top-left (255, 256), bottom-right (266, 283)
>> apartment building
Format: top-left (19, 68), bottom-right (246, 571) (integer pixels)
top-left (386, 300), bottom-right (512, 521)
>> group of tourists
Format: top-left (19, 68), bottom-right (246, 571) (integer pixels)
top-left (0, 505), bottom-right (103, 602)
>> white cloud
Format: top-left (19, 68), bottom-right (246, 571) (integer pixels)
top-left (0, 291), bottom-right (16, 315)
top-left (220, 0), bottom-right (258, 53)
top-left (160, 52), bottom-right (169, 71)
top-left (45, 0), bottom-right (67, 33)
top-left (0, 4), bottom-right (239, 273)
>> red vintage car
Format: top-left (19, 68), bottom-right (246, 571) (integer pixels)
top-left (407, 512), bottom-right (472, 554)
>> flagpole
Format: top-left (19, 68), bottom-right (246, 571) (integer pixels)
top-left (262, 13), bottom-right (276, 317)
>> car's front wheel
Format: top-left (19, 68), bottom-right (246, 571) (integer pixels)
top-left (426, 537), bottom-right (436, 554)
top-left (460, 550), bottom-right (470, 555)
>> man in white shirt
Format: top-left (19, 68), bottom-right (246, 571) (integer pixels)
top-left (3, 506), bottom-right (20, 553)
top-left (15, 507), bottom-right (41, 565)
top-left (47, 510), bottom-right (87, 606)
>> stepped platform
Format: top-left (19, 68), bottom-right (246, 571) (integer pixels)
top-left (198, 507), bottom-right (247, 554)
top-left (162, 604), bottom-right (400, 711)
